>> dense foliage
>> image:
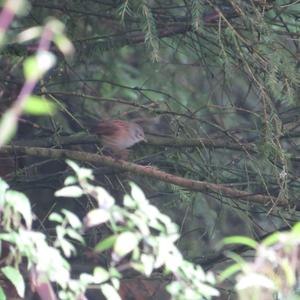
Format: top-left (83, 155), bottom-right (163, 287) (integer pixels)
top-left (0, 0), bottom-right (300, 299)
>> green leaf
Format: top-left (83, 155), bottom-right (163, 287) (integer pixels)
top-left (54, 34), bottom-right (74, 56)
top-left (236, 273), bottom-right (275, 290)
top-left (130, 182), bottom-right (147, 205)
top-left (292, 222), bottom-right (300, 235)
top-left (222, 236), bottom-right (257, 249)
top-left (66, 160), bottom-right (80, 173)
top-left (0, 286), bottom-right (6, 300)
top-left (5, 190), bottom-right (32, 228)
top-left (262, 232), bottom-right (280, 246)
top-left (66, 228), bottom-right (84, 244)
top-left (62, 209), bottom-right (82, 228)
top-left (84, 209), bottom-right (110, 227)
top-left (23, 52), bottom-right (56, 81)
top-left (0, 109), bottom-right (17, 147)
top-left (49, 212), bottom-right (64, 223)
top-left (114, 232), bottom-right (139, 257)
top-left (0, 179), bottom-right (9, 208)
top-left (1, 266), bottom-right (25, 297)
top-left (95, 235), bottom-right (117, 252)
top-left (23, 96), bottom-right (56, 115)
top-left (17, 26), bottom-right (42, 43)
top-left (93, 267), bottom-right (110, 284)
top-left (140, 254), bottom-right (155, 276)
top-left (219, 263), bottom-right (242, 282)
top-left (100, 284), bottom-right (121, 300)
top-left (64, 176), bottom-right (77, 186)
top-left (123, 195), bottom-right (136, 209)
top-left (6, 0), bottom-right (29, 15)
top-left (55, 186), bottom-right (83, 198)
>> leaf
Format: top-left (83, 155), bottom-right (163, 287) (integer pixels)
top-left (23, 96), bottom-right (56, 115)
top-left (55, 186), bottom-right (83, 198)
top-left (100, 283), bottom-right (121, 300)
top-left (93, 267), bottom-right (110, 284)
top-left (95, 235), bottom-right (117, 252)
top-left (65, 160), bottom-right (80, 173)
top-left (93, 187), bottom-right (115, 208)
top-left (49, 212), bottom-right (64, 223)
top-left (130, 182), bottom-right (147, 205)
top-left (23, 52), bottom-right (56, 81)
top-left (62, 209), bottom-right (82, 228)
top-left (0, 286), bottom-right (6, 300)
top-left (140, 254), bottom-right (155, 276)
top-left (64, 176), bottom-right (77, 186)
top-left (5, 190), bottom-right (32, 228)
top-left (54, 34), bottom-right (74, 56)
top-left (218, 263), bottom-right (242, 282)
top-left (66, 228), bottom-right (84, 244)
top-left (123, 195), bottom-right (136, 209)
top-left (6, 0), bottom-right (29, 15)
top-left (0, 109), bottom-right (17, 147)
top-left (1, 266), bottom-right (25, 297)
top-left (262, 232), bottom-right (280, 246)
top-left (84, 209), bottom-right (110, 228)
top-left (236, 273), bottom-right (275, 290)
top-left (17, 26), bottom-right (42, 43)
top-left (222, 236), bottom-right (257, 249)
top-left (0, 179), bottom-right (9, 207)
top-left (292, 222), bottom-right (300, 236)
top-left (114, 232), bottom-right (139, 258)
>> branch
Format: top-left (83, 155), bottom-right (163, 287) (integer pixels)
top-left (0, 145), bottom-right (285, 207)
top-left (11, 132), bottom-right (256, 153)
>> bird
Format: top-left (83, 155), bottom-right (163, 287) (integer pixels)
top-left (90, 119), bottom-right (147, 158)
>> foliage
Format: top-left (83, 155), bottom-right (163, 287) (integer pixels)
top-left (1, 164), bottom-right (300, 299)
top-left (220, 226), bottom-right (300, 299)
top-left (56, 160), bottom-right (219, 299)
top-left (0, 0), bottom-right (300, 299)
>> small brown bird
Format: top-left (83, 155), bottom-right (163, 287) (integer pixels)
top-left (91, 119), bottom-right (147, 157)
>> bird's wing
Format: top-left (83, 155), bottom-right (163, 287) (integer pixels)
top-left (90, 121), bottom-right (120, 136)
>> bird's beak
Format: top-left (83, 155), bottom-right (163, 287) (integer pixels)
top-left (143, 137), bottom-right (148, 142)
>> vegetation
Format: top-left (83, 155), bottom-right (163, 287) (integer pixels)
top-left (0, 0), bottom-right (300, 299)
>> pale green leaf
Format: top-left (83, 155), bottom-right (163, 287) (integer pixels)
top-left (0, 179), bottom-right (9, 207)
top-left (62, 209), bottom-right (82, 228)
top-left (66, 228), bottom-right (84, 244)
top-left (0, 109), bottom-right (17, 147)
top-left (0, 286), bottom-right (6, 300)
top-left (64, 176), bottom-right (77, 186)
top-left (23, 96), bottom-right (56, 115)
top-left (262, 232), bottom-right (280, 246)
top-left (114, 232), bottom-right (139, 257)
top-left (101, 284), bottom-right (121, 300)
top-left (1, 266), bottom-right (25, 297)
top-left (222, 236), bottom-right (257, 249)
top-left (140, 254), bottom-right (155, 276)
top-left (84, 209), bottom-right (110, 227)
top-left (49, 212), bottom-right (64, 223)
top-left (55, 186), bottom-right (83, 198)
top-left (23, 52), bottom-right (56, 81)
top-left (93, 267), bottom-right (110, 284)
top-left (54, 34), bottom-right (74, 56)
top-left (95, 235), bottom-right (117, 252)
top-left (5, 190), bottom-right (32, 228)
top-left (130, 182), bottom-right (147, 205)
top-left (236, 273), bottom-right (275, 290)
top-left (219, 263), bottom-right (242, 282)
top-left (292, 223), bottom-right (300, 235)
top-left (17, 26), bottom-right (42, 43)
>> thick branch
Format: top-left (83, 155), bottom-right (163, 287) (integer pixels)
top-left (1, 145), bottom-right (284, 207)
